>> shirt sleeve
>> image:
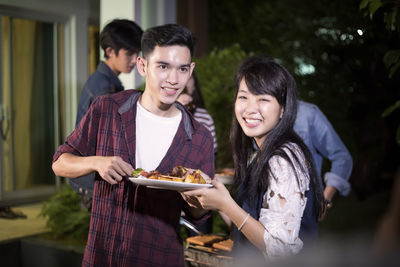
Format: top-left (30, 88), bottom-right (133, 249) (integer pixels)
top-left (53, 97), bottom-right (101, 162)
top-left (309, 105), bottom-right (353, 196)
top-left (259, 153), bottom-right (309, 258)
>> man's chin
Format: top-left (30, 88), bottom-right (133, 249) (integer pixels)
top-left (159, 101), bottom-right (177, 111)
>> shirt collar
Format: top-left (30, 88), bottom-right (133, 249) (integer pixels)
top-left (118, 92), bottom-right (194, 140)
top-left (97, 61), bottom-right (124, 91)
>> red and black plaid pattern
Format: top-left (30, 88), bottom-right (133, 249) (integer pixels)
top-left (54, 90), bottom-right (215, 266)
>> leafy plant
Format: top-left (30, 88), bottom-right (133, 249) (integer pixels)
top-left (194, 44), bottom-right (249, 169)
top-left (360, 0), bottom-right (400, 144)
top-left (360, 0), bottom-right (400, 77)
top-left (39, 185), bottom-right (90, 240)
top-left (382, 100), bottom-right (400, 144)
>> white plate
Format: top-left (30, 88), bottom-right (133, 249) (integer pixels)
top-left (129, 176), bottom-right (213, 191)
top-left (215, 174), bottom-right (234, 185)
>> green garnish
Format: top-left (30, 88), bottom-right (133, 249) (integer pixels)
top-left (132, 168), bottom-right (144, 178)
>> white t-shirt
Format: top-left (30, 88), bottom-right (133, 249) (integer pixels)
top-left (135, 102), bottom-right (182, 171)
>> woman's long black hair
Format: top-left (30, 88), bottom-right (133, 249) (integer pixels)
top-left (230, 55), bottom-right (324, 219)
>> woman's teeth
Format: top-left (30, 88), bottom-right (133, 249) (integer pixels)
top-left (245, 118), bottom-right (260, 124)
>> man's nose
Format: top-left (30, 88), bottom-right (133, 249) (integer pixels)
top-left (166, 70), bottom-right (178, 85)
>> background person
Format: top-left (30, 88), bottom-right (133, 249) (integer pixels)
top-left (177, 71), bottom-right (217, 235)
top-left (177, 71), bottom-right (218, 153)
top-left (71, 19), bottom-right (143, 210)
top-left (294, 100), bottom-right (353, 212)
top-left (52, 24), bottom-right (215, 266)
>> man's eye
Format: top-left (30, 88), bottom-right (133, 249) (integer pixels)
top-left (159, 65), bottom-right (167, 69)
top-left (180, 67), bottom-right (189, 72)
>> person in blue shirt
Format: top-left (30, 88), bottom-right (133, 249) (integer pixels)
top-left (72, 19), bottom-right (143, 209)
top-left (294, 100), bottom-right (353, 212)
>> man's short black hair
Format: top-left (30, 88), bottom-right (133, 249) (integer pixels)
top-left (100, 19), bottom-right (143, 58)
top-left (141, 24), bottom-right (195, 59)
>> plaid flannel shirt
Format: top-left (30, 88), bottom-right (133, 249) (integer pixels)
top-left (53, 90), bottom-right (215, 267)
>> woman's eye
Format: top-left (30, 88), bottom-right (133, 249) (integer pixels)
top-left (237, 95), bottom-right (247, 100)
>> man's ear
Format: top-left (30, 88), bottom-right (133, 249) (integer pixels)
top-left (105, 47), bottom-right (114, 58)
top-left (190, 62), bottom-right (195, 75)
top-left (136, 56), bottom-right (147, 77)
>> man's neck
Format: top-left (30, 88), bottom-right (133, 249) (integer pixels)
top-left (139, 94), bottom-right (180, 118)
top-left (104, 59), bottom-right (121, 76)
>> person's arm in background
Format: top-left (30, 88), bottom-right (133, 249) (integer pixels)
top-left (310, 105), bottom-right (353, 202)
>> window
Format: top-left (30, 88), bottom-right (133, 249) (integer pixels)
top-left (0, 15), bottom-right (64, 204)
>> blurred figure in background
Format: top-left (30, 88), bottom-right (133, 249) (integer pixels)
top-left (294, 100), bottom-right (353, 218)
top-left (177, 71), bottom-right (217, 235)
top-left (72, 19), bottom-right (143, 210)
top-left (177, 72), bottom-right (218, 153)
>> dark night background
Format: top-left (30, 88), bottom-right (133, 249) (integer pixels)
top-left (202, 0), bottom-right (400, 197)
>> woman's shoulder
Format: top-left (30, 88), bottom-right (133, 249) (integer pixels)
top-left (269, 142), bottom-right (308, 176)
top-left (276, 142), bottom-right (304, 159)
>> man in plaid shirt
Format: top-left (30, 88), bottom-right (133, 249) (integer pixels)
top-left (52, 24), bottom-right (215, 267)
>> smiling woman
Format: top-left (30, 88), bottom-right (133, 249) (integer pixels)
top-left (235, 78), bottom-right (284, 148)
top-left (182, 55), bottom-right (325, 263)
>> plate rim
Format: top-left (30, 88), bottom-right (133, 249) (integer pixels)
top-left (128, 176), bottom-right (212, 191)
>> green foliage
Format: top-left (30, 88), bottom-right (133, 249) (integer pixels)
top-left (194, 44), bottom-right (249, 168)
top-left (382, 100), bottom-right (400, 144)
top-left (382, 100), bottom-right (400, 117)
top-left (360, 0), bottom-right (400, 77)
top-left (39, 185), bottom-right (90, 240)
top-left (384, 49), bottom-right (400, 78)
top-left (360, 0), bottom-right (383, 19)
top-left (360, 0), bottom-right (400, 146)
top-left (360, 0), bottom-right (400, 30)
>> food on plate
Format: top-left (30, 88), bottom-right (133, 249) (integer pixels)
top-left (171, 165), bottom-right (187, 177)
top-left (186, 234), bottom-right (224, 246)
top-left (184, 169), bottom-right (206, 184)
top-left (131, 166), bottom-right (206, 184)
top-left (212, 238), bottom-right (234, 252)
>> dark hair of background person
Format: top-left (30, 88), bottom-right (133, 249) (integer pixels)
top-left (141, 23), bottom-right (195, 59)
top-left (230, 55), bottom-right (325, 218)
top-left (183, 72), bottom-right (205, 109)
top-left (100, 19), bottom-right (143, 58)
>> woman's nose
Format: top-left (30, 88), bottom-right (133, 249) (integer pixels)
top-left (244, 98), bottom-right (258, 112)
